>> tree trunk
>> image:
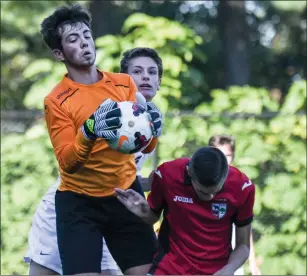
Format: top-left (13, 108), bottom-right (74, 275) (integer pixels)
top-left (217, 0), bottom-right (250, 86)
top-left (89, 0), bottom-right (130, 38)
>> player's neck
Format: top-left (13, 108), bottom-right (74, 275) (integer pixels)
top-left (66, 66), bottom-right (102, 84)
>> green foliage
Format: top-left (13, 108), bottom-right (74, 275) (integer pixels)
top-left (1, 124), bottom-right (59, 275)
top-left (280, 80), bottom-right (306, 114)
top-left (271, 0), bottom-right (307, 11)
top-left (1, 0), bottom-right (88, 110)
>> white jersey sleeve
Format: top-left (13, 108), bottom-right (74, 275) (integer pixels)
top-left (134, 150), bottom-right (155, 176)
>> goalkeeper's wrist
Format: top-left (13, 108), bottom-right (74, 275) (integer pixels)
top-left (81, 120), bottom-right (97, 140)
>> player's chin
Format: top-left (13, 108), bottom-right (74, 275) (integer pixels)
top-left (84, 59), bottom-right (95, 66)
top-left (197, 193), bottom-right (212, 202)
top-left (200, 197), bottom-right (211, 202)
top-left (139, 90), bottom-right (156, 101)
top-left (76, 61), bottom-right (94, 69)
top-left (79, 56), bottom-right (95, 66)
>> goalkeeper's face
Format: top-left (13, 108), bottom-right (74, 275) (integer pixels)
top-left (53, 22), bottom-right (96, 68)
top-left (128, 56), bottom-right (161, 102)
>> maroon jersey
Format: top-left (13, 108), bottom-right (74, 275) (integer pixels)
top-left (147, 158), bottom-right (255, 275)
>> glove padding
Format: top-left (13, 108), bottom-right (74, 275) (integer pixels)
top-left (81, 99), bottom-right (122, 140)
top-left (147, 102), bottom-right (163, 137)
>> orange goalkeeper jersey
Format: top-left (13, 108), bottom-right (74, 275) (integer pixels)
top-left (44, 70), bottom-right (157, 197)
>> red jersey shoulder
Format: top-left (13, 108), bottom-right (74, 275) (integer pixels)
top-left (156, 158), bottom-right (189, 180)
top-left (103, 71), bottom-right (132, 88)
top-left (226, 166), bottom-right (254, 193)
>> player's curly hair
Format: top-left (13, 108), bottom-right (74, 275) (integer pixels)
top-left (41, 4), bottom-right (92, 50)
top-left (189, 147), bottom-right (229, 187)
top-left (120, 47), bottom-right (163, 80)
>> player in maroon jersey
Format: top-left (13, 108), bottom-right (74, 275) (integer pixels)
top-left (115, 146), bottom-right (255, 275)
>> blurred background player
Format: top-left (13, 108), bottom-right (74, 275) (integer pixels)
top-left (115, 146), bottom-right (255, 275)
top-left (209, 134), bottom-right (261, 275)
top-left (24, 47), bottom-right (163, 275)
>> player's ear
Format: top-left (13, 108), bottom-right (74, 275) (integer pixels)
top-left (52, 48), bottom-right (65, 62)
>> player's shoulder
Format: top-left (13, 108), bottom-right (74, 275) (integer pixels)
top-left (156, 158), bottom-right (189, 178)
top-left (44, 77), bottom-right (75, 105)
top-left (103, 71), bottom-right (132, 87)
top-left (227, 165), bottom-right (254, 192)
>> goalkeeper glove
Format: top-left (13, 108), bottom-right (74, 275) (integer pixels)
top-left (147, 102), bottom-right (163, 137)
top-left (81, 99), bottom-right (122, 140)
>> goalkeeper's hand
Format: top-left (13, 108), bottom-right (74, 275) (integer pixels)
top-left (81, 99), bottom-right (122, 140)
top-left (146, 102), bottom-right (163, 137)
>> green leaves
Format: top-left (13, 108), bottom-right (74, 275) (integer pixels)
top-left (209, 86), bottom-right (280, 113)
top-left (262, 174), bottom-right (300, 211)
top-left (122, 13), bottom-right (197, 43)
top-left (271, 1), bottom-right (307, 11)
top-left (1, 124), bottom-right (58, 275)
top-left (23, 59), bottom-right (54, 79)
top-left (280, 80), bottom-right (306, 114)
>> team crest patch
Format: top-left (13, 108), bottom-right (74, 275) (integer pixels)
top-left (211, 203), bottom-right (227, 219)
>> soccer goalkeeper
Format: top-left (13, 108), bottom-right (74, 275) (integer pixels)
top-left (36, 4), bottom-right (163, 275)
top-left (25, 46), bottom-right (164, 275)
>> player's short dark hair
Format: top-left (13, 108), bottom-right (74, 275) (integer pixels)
top-left (189, 147), bottom-right (228, 187)
top-left (120, 47), bottom-right (163, 79)
top-left (208, 134), bottom-right (236, 154)
top-left (41, 4), bottom-right (92, 50)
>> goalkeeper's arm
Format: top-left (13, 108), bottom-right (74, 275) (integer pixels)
top-left (44, 97), bottom-right (121, 174)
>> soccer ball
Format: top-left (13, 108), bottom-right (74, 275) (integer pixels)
top-left (107, 101), bottom-right (153, 154)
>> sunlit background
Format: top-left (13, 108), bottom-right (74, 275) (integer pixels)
top-left (1, 1), bottom-right (306, 275)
